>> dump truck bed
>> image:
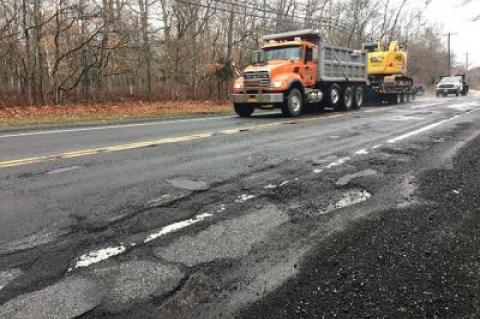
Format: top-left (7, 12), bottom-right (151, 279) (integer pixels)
top-left (317, 43), bottom-right (368, 83)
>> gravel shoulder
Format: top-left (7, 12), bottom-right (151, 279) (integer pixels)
top-left (238, 127), bottom-right (480, 318)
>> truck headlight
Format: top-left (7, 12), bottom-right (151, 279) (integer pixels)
top-left (270, 80), bottom-right (285, 88)
top-left (233, 81), bottom-right (244, 89)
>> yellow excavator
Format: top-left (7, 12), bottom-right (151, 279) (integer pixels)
top-left (363, 41), bottom-right (415, 104)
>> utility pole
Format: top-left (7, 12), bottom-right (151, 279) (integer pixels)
top-left (466, 52), bottom-right (469, 80)
top-left (447, 32), bottom-right (451, 75)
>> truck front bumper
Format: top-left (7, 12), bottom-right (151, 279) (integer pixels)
top-left (229, 93), bottom-right (284, 104)
top-left (436, 88), bottom-right (459, 95)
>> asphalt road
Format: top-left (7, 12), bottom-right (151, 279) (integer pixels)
top-left (0, 95), bottom-right (479, 318)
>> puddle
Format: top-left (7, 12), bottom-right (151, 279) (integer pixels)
top-left (323, 189), bottom-right (372, 213)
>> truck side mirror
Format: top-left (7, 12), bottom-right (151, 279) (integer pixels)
top-left (252, 51), bottom-right (264, 64)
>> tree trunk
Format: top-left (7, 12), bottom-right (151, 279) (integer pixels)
top-left (139, 0), bottom-right (152, 95)
top-left (22, 0), bottom-right (34, 105)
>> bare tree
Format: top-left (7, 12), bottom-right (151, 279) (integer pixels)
top-left (0, 0), bottom-right (457, 106)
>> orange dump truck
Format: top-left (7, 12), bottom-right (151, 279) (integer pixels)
top-left (229, 29), bottom-right (368, 117)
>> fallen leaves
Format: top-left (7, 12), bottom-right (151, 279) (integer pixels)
top-left (0, 100), bottom-right (232, 126)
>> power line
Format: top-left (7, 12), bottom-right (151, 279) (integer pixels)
top-left (173, 0), bottom-right (351, 34)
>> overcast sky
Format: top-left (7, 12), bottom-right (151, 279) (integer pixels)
top-left (410, 0), bottom-right (480, 68)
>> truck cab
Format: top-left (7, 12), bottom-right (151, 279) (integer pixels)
top-left (230, 37), bottom-right (318, 117)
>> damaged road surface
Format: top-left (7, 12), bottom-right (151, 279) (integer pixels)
top-left (1, 96), bottom-right (480, 318)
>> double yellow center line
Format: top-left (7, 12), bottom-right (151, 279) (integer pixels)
top-left (0, 110), bottom-right (381, 169)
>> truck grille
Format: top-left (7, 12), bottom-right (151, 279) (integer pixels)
top-left (244, 71), bottom-right (270, 88)
top-left (439, 84), bottom-right (454, 89)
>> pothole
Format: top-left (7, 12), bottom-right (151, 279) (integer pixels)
top-left (336, 169), bottom-right (379, 187)
top-left (322, 188), bottom-right (372, 214)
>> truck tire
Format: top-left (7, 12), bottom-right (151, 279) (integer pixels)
top-left (340, 86), bottom-right (354, 111)
top-left (234, 103), bottom-right (254, 117)
top-left (327, 84), bottom-right (342, 109)
top-left (395, 94), bottom-right (402, 104)
top-left (281, 88), bottom-right (303, 117)
top-left (353, 86), bottom-right (364, 109)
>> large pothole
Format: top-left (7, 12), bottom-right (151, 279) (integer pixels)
top-left (322, 188), bottom-right (372, 214)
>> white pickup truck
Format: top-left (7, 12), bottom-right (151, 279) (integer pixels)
top-left (436, 75), bottom-right (469, 97)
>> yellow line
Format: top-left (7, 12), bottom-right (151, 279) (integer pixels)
top-left (0, 109), bottom-right (381, 169)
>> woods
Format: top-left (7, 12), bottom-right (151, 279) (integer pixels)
top-left (0, 0), bottom-right (457, 107)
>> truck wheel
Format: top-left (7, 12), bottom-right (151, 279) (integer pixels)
top-left (234, 103), bottom-right (254, 117)
top-left (402, 94), bottom-right (408, 103)
top-left (340, 86), bottom-right (354, 111)
top-left (395, 94), bottom-right (402, 104)
top-left (327, 84), bottom-right (342, 109)
top-left (281, 88), bottom-right (303, 117)
top-left (353, 86), bottom-right (364, 109)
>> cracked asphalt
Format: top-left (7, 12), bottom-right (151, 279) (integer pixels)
top-left (0, 95), bottom-right (480, 318)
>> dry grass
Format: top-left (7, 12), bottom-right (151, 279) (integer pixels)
top-left (0, 100), bottom-right (232, 126)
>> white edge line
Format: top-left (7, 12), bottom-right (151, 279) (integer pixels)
top-left (387, 114), bottom-right (464, 144)
top-left (0, 116), bottom-right (235, 139)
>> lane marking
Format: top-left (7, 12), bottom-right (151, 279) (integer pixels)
top-left (0, 115), bottom-right (236, 139)
top-left (0, 112), bottom-right (353, 169)
top-left (387, 113), bottom-right (468, 144)
top-left (73, 211), bottom-right (215, 269)
top-left (75, 245), bottom-right (126, 269)
top-left (0, 133), bottom-right (213, 168)
top-left (144, 212), bottom-right (213, 244)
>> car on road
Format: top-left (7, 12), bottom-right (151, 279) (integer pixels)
top-left (436, 75), bottom-right (469, 97)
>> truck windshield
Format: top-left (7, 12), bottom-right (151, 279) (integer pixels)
top-left (263, 46), bottom-right (302, 61)
top-left (440, 76), bottom-right (461, 83)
